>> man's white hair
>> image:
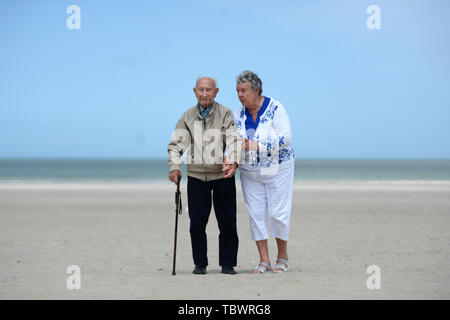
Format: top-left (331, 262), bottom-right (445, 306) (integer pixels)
top-left (195, 76), bottom-right (218, 88)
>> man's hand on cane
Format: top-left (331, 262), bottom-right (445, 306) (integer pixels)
top-left (169, 169), bottom-right (182, 184)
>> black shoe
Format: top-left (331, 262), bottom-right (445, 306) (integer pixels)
top-left (221, 266), bottom-right (237, 275)
top-left (192, 266), bottom-right (207, 274)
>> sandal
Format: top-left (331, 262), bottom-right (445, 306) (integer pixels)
top-left (272, 258), bottom-right (289, 273)
top-left (252, 262), bottom-right (271, 274)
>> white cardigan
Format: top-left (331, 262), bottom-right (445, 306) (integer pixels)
top-left (234, 96), bottom-right (295, 171)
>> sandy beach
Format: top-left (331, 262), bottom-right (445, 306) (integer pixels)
top-left (0, 181), bottom-right (449, 299)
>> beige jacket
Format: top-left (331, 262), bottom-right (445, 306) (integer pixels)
top-left (168, 101), bottom-right (241, 181)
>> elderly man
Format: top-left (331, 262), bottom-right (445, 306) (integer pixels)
top-left (168, 77), bottom-right (240, 275)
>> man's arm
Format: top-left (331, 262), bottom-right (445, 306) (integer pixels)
top-left (168, 114), bottom-right (190, 183)
top-left (222, 109), bottom-right (241, 178)
top-left (222, 109), bottom-right (241, 165)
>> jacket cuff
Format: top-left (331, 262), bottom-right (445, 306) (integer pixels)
top-left (169, 164), bottom-right (181, 172)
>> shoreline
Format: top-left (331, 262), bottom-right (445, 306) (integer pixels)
top-left (1, 180), bottom-right (449, 191)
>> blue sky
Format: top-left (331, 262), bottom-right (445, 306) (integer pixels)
top-left (0, 0), bottom-right (449, 159)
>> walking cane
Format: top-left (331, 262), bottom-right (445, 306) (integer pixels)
top-left (172, 174), bottom-right (182, 275)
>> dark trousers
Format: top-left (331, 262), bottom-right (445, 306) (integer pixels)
top-left (187, 176), bottom-right (239, 268)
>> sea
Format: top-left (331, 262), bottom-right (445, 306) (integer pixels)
top-left (0, 159), bottom-right (449, 184)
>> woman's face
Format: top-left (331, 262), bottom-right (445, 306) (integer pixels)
top-left (236, 82), bottom-right (259, 107)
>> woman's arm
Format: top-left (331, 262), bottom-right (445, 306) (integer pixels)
top-left (258, 103), bottom-right (292, 153)
top-left (272, 103), bottom-right (292, 149)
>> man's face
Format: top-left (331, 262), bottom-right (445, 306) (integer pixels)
top-left (193, 78), bottom-right (219, 108)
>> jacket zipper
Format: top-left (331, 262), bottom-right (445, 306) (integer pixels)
top-left (203, 117), bottom-right (207, 181)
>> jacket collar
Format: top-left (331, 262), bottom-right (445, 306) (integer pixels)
top-left (196, 101), bottom-right (217, 120)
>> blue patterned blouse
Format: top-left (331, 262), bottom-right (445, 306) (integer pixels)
top-left (234, 96), bottom-right (295, 171)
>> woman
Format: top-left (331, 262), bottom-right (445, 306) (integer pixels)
top-left (234, 70), bottom-right (295, 274)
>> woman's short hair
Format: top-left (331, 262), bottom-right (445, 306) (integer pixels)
top-left (236, 70), bottom-right (263, 95)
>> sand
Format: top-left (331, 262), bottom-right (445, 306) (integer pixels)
top-left (0, 181), bottom-right (449, 299)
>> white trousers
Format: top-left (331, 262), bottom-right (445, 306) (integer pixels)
top-left (240, 160), bottom-right (294, 241)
